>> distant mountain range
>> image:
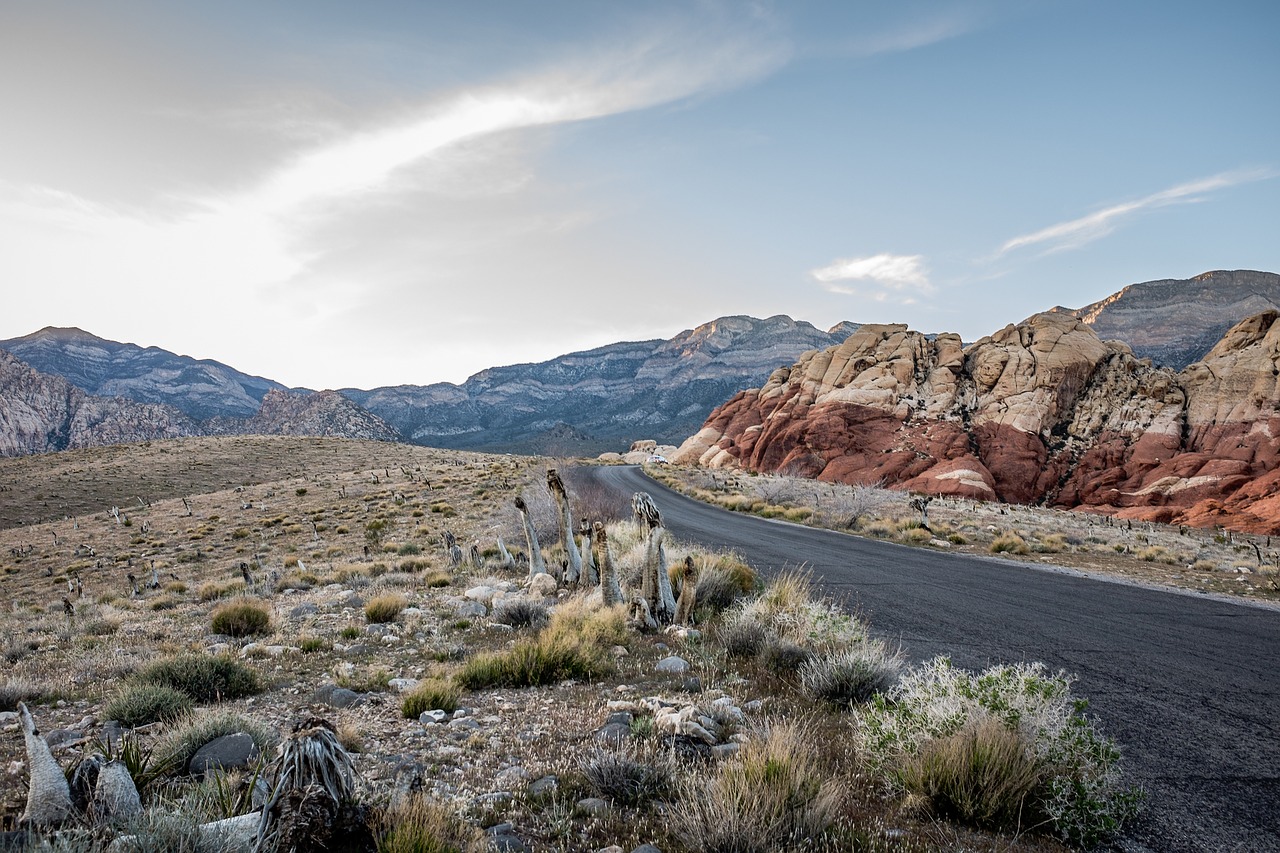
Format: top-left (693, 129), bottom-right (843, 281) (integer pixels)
top-left (1, 270), bottom-right (1276, 461)
top-left (0, 315), bottom-right (859, 457)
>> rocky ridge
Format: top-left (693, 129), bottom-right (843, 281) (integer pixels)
top-left (0, 327), bottom-right (287, 421)
top-left (0, 350), bottom-right (201, 456)
top-left (1053, 269), bottom-right (1280, 369)
top-left (673, 310), bottom-right (1280, 533)
top-left (209, 389), bottom-right (401, 442)
top-left (342, 315), bottom-right (860, 455)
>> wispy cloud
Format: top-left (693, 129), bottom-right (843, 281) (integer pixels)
top-left (995, 168), bottom-right (1276, 257)
top-left (810, 253), bottom-right (933, 304)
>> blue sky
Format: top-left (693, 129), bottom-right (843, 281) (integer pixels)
top-left (1, 0), bottom-right (1276, 389)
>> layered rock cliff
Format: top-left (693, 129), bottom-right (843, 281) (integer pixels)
top-left (0, 327), bottom-right (287, 420)
top-left (674, 311), bottom-right (1280, 533)
top-left (0, 350), bottom-right (201, 456)
top-left (211, 389), bottom-right (400, 442)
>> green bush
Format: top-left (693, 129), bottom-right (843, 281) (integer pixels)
top-left (105, 684), bottom-right (194, 727)
top-left (798, 642), bottom-right (903, 707)
top-left (401, 679), bottom-right (461, 719)
top-left (673, 721), bottom-right (843, 852)
top-left (989, 533), bottom-right (1030, 555)
top-left (456, 600), bottom-right (626, 690)
top-left (155, 709), bottom-right (278, 771)
top-left (376, 794), bottom-right (485, 853)
top-left (898, 715), bottom-right (1042, 830)
top-left (210, 600), bottom-right (273, 637)
top-left (855, 657), bottom-right (1142, 847)
top-left (136, 654), bottom-right (263, 702)
top-left (365, 594), bottom-right (408, 624)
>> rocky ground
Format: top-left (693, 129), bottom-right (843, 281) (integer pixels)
top-left (0, 437), bottom-right (1138, 851)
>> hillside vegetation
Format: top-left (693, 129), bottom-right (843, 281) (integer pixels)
top-left (0, 437), bottom-right (1138, 851)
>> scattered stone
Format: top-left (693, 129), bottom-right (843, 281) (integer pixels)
top-left (680, 676), bottom-right (702, 693)
top-left (528, 775), bottom-right (559, 797)
top-left (387, 678), bottom-right (419, 692)
top-left (314, 685), bottom-right (363, 709)
top-left (576, 797), bottom-right (609, 816)
top-left (655, 656), bottom-right (690, 674)
top-left (495, 766), bottom-right (531, 789)
top-left (710, 743), bottom-right (741, 760)
top-left (594, 722), bottom-right (631, 747)
top-left (419, 710), bottom-right (449, 725)
top-left (597, 847), bottom-right (624, 853)
top-left (43, 729), bottom-right (84, 750)
top-left (611, 645), bottom-right (629, 657)
top-left (289, 603), bottom-right (318, 618)
top-left (465, 585), bottom-right (498, 603)
top-left (190, 732), bottom-right (260, 776)
top-left (632, 846), bottom-right (663, 853)
top-left (528, 574), bottom-right (559, 598)
top-left (605, 711), bottom-right (634, 727)
top-left (455, 601), bottom-right (487, 618)
top-left (448, 717), bottom-right (480, 731)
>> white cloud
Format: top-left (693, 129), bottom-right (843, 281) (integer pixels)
top-left (811, 253), bottom-right (932, 289)
top-left (996, 168), bottom-right (1276, 257)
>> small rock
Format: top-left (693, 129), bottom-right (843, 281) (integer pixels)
top-left (611, 645), bottom-right (629, 657)
top-left (576, 797), bottom-right (609, 816)
top-left (485, 823), bottom-right (515, 836)
top-left (528, 573), bottom-right (559, 598)
top-left (528, 775), bottom-right (559, 797)
top-left (190, 733), bottom-right (260, 776)
top-left (388, 678), bottom-right (420, 692)
top-left (680, 677), bottom-right (702, 694)
top-left (465, 585), bottom-right (498, 603)
top-left (605, 711), bottom-right (634, 727)
top-left (448, 717), bottom-right (480, 731)
top-left (43, 729), bottom-right (83, 750)
top-left (495, 766), bottom-right (531, 789)
top-left (316, 686), bottom-right (363, 709)
top-left (632, 846), bottom-right (663, 853)
top-left (597, 847), bottom-right (625, 853)
top-left (655, 656), bottom-right (690, 674)
top-left (455, 601), bottom-right (487, 618)
top-left (419, 710), bottom-right (449, 725)
top-left (452, 709), bottom-right (468, 719)
top-left (594, 722), bottom-right (631, 746)
top-left (491, 834), bottom-right (527, 853)
top-left (744, 699), bottom-right (764, 713)
top-left (289, 603), bottom-right (318, 618)
top-left (710, 743), bottom-right (741, 760)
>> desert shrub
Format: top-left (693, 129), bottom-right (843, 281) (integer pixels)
top-left (300, 636), bottom-right (330, 653)
top-left (1136, 546), bottom-right (1177, 564)
top-left (799, 642), bottom-right (903, 707)
top-left (199, 579), bottom-right (246, 602)
top-left (864, 520), bottom-right (897, 538)
top-left (455, 602), bottom-right (625, 690)
top-left (694, 554), bottom-right (758, 615)
top-left (580, 748), bottom-right (671, 806)
top-left (84, 616), bottom-right (121, 636)
top-left (734, 571), bottom-right (867, 650)
top-left (490, 598), bottom-right (549, 630)
top-left (340, 626), bottom-right (361, 640)
top-left (376, 794), bottom-right (485, 853)
top-left (758, 636), bottom-right (811, 675)
top-left (947, 533), bottom-right (968, 545)
top-left (136, 653), bottom-right (263, 702)
top-left (210, 600), bottom-right (273, 637)
top-left (1190, 559), bottom-right (1218, 572)
top-left (397, 543), bottom-right (422, 556)
top-left (900, 527), bottom-right (933, 544)
top-left (0, 679), bottom-right (44, 711)
top-left (989, 533), bottom-right (1030, 555)
top-left (672, 720), bottom-right (843, 852)
top-left (898, 714), bottom-right (1043, 830)
top-left (155, 709), bottom-right (278, 771)
top-left (365, 594), bottom-right (408, 624)
top-left (275, 572), bottom-right (315, 592)
top-left (424, 571), bottom-right (451, 588)
top-left (1034, 533), bottom-right (1068, 553)
top-left (855, 657), bottom-right (1141, 847)
top-left (398, 558), bottom-right (430, 572)
top-left (720, 613), bottom-right (768, 659)
top-left (401, 679), bottom-right (461, 719)
top-left (105, 683), bottom-right (194, 727)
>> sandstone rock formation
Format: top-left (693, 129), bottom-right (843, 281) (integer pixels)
top-left (674, 311), bottom-right (1280, 533)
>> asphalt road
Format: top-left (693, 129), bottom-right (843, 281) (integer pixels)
top-left (578, 465), bottom-right (1280, 852)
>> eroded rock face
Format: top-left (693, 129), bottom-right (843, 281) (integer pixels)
top-left (0, 350), bottom-right (201, 457)
top-left (673, 311), bottom-right (1280, 533)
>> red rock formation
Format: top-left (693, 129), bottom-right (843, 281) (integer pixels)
top-left (673, 311), bottom-right (1280, 533)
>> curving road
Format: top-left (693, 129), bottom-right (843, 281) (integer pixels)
top-left (576, 465), bottom-right (1280, 852)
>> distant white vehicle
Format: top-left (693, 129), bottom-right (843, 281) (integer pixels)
top-left (647, 454), bottom-right (669, 464)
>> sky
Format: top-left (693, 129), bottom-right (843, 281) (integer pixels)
top-left (1, 0), bottom-right (1277, 390)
